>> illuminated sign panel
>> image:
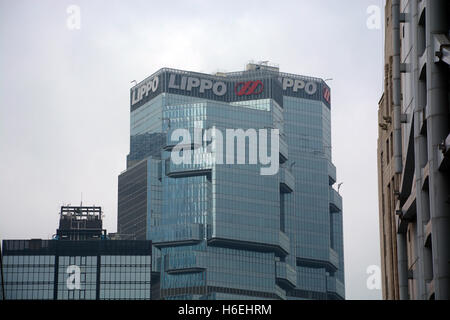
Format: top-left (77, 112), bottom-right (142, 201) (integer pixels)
top-left (280, 76), bottom-right (330, 107)
top-left (235, 81), bottom-right (264, 97)
top-left (130, 70), bottom-right (330, 112)
top-left (131, 75), bottom-right (160, 106)
top-left (168, 74), bottom-right (227, 96)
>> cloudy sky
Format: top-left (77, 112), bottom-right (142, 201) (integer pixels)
top-left (0, 0), bottom-right (385, 299)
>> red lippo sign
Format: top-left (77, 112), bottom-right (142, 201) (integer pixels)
top-left (323, 87), bottom-right (331, 104)
top-left (235, 80), bottom-right (264, 96)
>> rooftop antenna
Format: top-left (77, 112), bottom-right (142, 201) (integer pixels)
top-left (289, 161), bottom-right (296, 171)
top-left (338, 182), bottom-right (344, 194)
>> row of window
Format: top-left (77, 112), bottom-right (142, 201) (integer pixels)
top-left (3, 255), bottom-right (54, 265)
top-left (100, 272), bottom-right (150, 282)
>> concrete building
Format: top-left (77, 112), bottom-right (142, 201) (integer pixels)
top-left (377, 1), bottom-right (400, 301)
top-left (378, 0), bottom-right (450, 300)
top-left (118, 63), bottom-right (344, 300)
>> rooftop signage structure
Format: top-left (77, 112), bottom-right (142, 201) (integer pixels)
top-left (130, 68), bottom-right (330, 111)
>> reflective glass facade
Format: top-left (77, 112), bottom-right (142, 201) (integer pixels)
top-left (57, 256), bottom-right (97, 300)
top-left (3, 255), bottom-right (55, 300)
top-left (1, 240), bottom-right (151, 300)
top-left (118, 65), bottom-right (344, 300)
top-left (100, 255), bottom-right (151, 300)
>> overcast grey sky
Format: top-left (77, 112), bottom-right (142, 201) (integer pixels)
top-left (0, 0), bottom-right (385, 299)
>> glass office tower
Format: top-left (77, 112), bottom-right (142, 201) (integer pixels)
top-left (1, 239), bottom-right (152, 300)
top-left (118, 63), bottom-right (344, 300)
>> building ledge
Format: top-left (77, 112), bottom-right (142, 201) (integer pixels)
top-left (151, 224), bottom-right (204, 248)
top-left (166, 268), bottom-right (205, 275)
top-left (297, 255), bottom-right (338, 274)
top-left (165, 158), bottom-right (212, 178)
top-left (207, 236), bottom-right (289, 258)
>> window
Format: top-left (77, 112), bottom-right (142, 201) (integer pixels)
top-left (386, 139), bottom-right (390, 164)
top-left (390, 133), bottom-right (394, 161)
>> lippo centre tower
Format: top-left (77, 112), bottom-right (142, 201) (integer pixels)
top-left (118, 63), bottom-right (344, 300)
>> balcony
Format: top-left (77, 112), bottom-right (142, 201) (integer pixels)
top-left (329, 188), bottom-right (342, 213)
top-left (276, 261), bottom-right (297, 289)
top-left (280, 167), bottom-right (295, 193)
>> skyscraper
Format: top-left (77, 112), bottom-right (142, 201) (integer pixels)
top-left (118, 62), bottom-right (344, 300)
top-left (378, 0), bottom-right (450, 300)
